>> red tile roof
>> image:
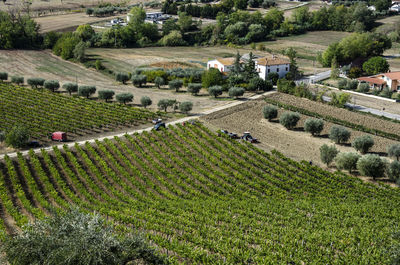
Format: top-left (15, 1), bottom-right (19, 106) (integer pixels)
top-left (382, 71), bottom-right (400, 80)
top-left (357, 77), bottom-right (386, 85)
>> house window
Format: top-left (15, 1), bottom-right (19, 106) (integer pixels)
top-left (277, 68), bottom-right (279, 72)
top-left (267, 69), bottom-right (270, 73)
top-left (221, 67), bottom-right (223, 72)
top-left (286, 67), bottom-right (288, 71)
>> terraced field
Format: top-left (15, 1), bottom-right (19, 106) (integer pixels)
top-left (0, 123), bottom-right (399, 264)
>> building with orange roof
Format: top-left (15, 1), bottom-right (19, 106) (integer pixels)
top-left (357, 71), bottom-right (400, 91)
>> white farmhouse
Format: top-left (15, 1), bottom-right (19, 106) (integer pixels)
top-left (207, 57), bottom-right (237, 73)
top-left (256, 55), bottom-right (290, 79)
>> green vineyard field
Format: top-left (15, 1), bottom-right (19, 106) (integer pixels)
top-left (0, 123), bottom-right (399, 264)
top-left (0, 83), bottom-right (160, 142)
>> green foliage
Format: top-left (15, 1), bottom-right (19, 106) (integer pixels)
top-left (115, 73), bottom-right (129, 84)
top-left (116, 93), bottom-right (134, 104)
top-left (143, 70), bottom-right (167, 83)
top-left (234, 0), bottom-right (247, 10)
top-left (319, 144), bottom-right (339, 166)
top-left (348, 67), bottom-right (362, 79)
top-left (334, 152), bottom-right (360, 173)
top-left (157, 99), bottom-right (171, 112)
top-left (279, 112), bottom-right (300, 130)
top-left (177, 11), bottom-right (194, 32)
top-left (27, 78), bottom-right (45, 89)
top-left (346, 80), bottom-right (358, 90)
top-left (154, 76), bottom-right (165, 89)
top-left (208, 86), bottom-right (223, 98)
top-left (388, 144), bottom-right (400, 161)
top-left (0, 131), bottom-right (5, 142)
top-left (73, 41), bottom-right (87, 62)
top-left (132, 74), bottom-right (147, 87)
top-left (263, 105), bottom-right (278, 121)
top-left (338, 79), bottom-right (348, 90)
top-left (362, 56), bottom-right (390, 75)
top-left (179, 101), bottom-right (193, 114)
top-left (228, 87), bottom-right (245, 98)
top-left (329, 92), bottom-right (350, 108)
top-left (266, 72), bottom-right (279, 85)
top-left (329, 126), bottom-right (350, 144)
top-left (140, 96), bottom-right (152, 108)
top-left (187, 83), bottom-right (202, 95)
top-left (357, 83), bottom-right (370, 93)
top-left (379, 87), bottom-right (393, 99)
top-left (43, 31), bottom-right (62, 49)
top-left (53, 33), bottom-right (80, 60)
top-left (169, 79), bottom-right (183, 92)
top-left (62, 83), bottom-right (78, 95)
top-left (95, 60), bottom-right (104, 70)
top-left (248, 77), bottom-right (273, 92)
top-left (98, 90), bottom-right (115, 102)
top-left (0, 72), bottom-right (8, 82)
top-left (78, 85), bottom-right (96, 98)
top-left (352, 135), bottom-right (374, 154)
top-left (388, 161), bottom-right (400, 182)
top-left (304, 118), bottom-right (324, 136)
top-left (44, 80), bottom-right (60, 92)
top-left (202, 68), bottom-right (223, 88)
top-left (160, 30), bottom-right (186, 46)
top-left (5, 125), bottom-right (29, 148)
top-left (11, 76), bottom-right (24, 85)
top-left (277, 79), bottom-right (296, 94)
top-left (75, 24), bottom-right (95, 42)
top-left (357, 154), bottom-right (386, 180)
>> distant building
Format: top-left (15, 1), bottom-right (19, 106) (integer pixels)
top-left (357, 71), bottom-right (400, 91)
top-left (390, 4), bottom-right (400, 12)
top-left (207, 57), bottom-right (237, 73)
top-left (126, 12), bottom-right (170, 24)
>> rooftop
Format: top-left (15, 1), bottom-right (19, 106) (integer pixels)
top-left (257, 56), bottom-right (290, 66)
top-left (216, 57), bottom-right (236, 66)
top-left (357, 77), bottom-right (387, 85)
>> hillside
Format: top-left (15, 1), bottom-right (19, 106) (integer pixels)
top-left (0, 123), bottom-right (398, 263)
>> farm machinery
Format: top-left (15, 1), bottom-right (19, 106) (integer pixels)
top-left (152, 118), bottom-right (166, 131)
top-left (241, 132), bottom-right (259, 143)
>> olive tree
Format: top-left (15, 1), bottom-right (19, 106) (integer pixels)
top-left (304, 118), bottom-right (324, 136)
top-left (78, 85), bottom-right (96, 98)
top-left (132, 74), bottom-right (147, 87)
top-left (320, 144), bottom-right (339, 167)
top-left (154, 76), bottom-right (165, 89)
top-left (208, 86), bottom-right (223, 98)
top-left (388, 144), bottom-right (400, 161)
top-left (98, 90), bottom-right (115, 102)
top-left (279, 112), bottom-right (300, 130)
top-left (352, 135), bottom-right (374, 154)
top-left (169, 79), bottom-right (183, 92)
top-left (187, 83), bottom-right (202, 95)
top-left (0, 72), bottom-right (8, 82)
top-left (388, 161), bottom-right (400, 182)
top-left (11, 76), bottom-right (24, 85)
top-left (357, 154), bottom-right (386, 180)
top-left (140, 96), bottom-right (152, 108)
top-left (44, 80), bottom-right (60, 92)
top-left (157, 99), bottom-right (170, 112)
top-left (263, 105), bottom-right (277, 121)
top-left (228, 87), bottom-right (245, 98)
top-left (5, 125), bottom-right (30, 148)
top-left (334, 152), bottom-right (360, 173)
top-left (27, 78), bottom-right (45, 89)
top-left (179, 101), bottom-right (193, 114)
top-left (62, 83), bottom-right (78, 95)
top-left (115, 73), bottom-right (129, 84)
top-left (116, 93), bottom-right (133, 104)
top-left (329, 126), bottom-right (350, 144)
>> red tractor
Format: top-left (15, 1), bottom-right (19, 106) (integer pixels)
top-left (51, 132), bottom-right (67, 142)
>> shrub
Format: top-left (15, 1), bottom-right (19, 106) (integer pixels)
top-left (62, 83), bottom-right (78, 95)
top-left (132, 74), bottom-right (147, 87)
top-left (140, 96), bottom-right (152, 108)
top-left (208, 86), bottom-right (223, 98)
top-left (116, 93), bottom-right (133, 104)
top-left (202, 68), bottom-right (223, 88)
top-left (352, 135), bottom-right (374, 154)
top-left (115, 73), bottom-right (129, 84)
top-left (78, 85), bottom-right (96, 98)
top-left (5, 125), bottom-right (30, 148)
top-left (169, 79), bottom-right (183, 92)
top-left (357, 154), bottom-right (386, 180)
top-left (1, 208), bottom-right (168, 265)
top-left (95, 59), bottom-right (104, 70)
top-left (11, 76), bottom-right (24, 85)
top-left (388, 161), bottom-right (400, 182)
top-left (320, 144), bottom-right (339, 166)
top-left (304, 118), bottom-right (324, 136)
top-left (329, 92), bottom-right (350, 108)
top-left (27, 78), bottom-right (45, 89)
top-left (388, 144), bottom-right (400, 161)
top-left (329, 126), bottom-right (350, 144)
top-left (179, 101), bottom-right (193, 114)
top-left (263, 105), bottom-right (278, 121)
top-left (43, 80), bottom-right (60, 92)
top-left (157, 99), bottom-right (170, 112)
top-left (266, 72), bottom-right (279, 85)
top-left (338, 79), bottom-right (347, 89)
top-left (187, 83), bottom-right (202, 95)
top-left (0, 131), bottom-right (5, 142)
top-left (98, 90), bottom-right (115, 102)
top-left (279, 112), bottom-right (300, 130)
top-left (248, 77), bottom-right (272, 92)
top-left (334, 152), bottom-right (360, 173)
top-left (379, 87), bottom-right (393, 99)
top-left (346, 80), bottom-right (358, 90)
top-left (154, 76), bottom-right (165, 89)
top-left (357, 83), bottom-right (370, 93)
top-left (228, 87), bottom-right (245, 98)
top-left (0, 72), bottom-right (8, 81)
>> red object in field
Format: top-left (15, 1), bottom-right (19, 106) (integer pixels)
top-left (51, 132), bottom-right (67, 142)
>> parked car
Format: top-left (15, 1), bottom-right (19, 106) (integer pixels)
top-left (218, 129), bottom-right (239, 139)
top-left (51, 132), bottom-right (67, 142)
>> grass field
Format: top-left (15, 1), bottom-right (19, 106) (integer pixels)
top-left (0, 122), bottom-right (399, 263)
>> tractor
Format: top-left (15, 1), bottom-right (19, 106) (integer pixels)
top-left (241, 132), bottom-right (259, 143)
top-left (218, 129), bottom-right (239, 139)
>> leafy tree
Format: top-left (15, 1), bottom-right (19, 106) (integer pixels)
top-left (132, 74), bottom-right (147, 87)
top-left (62, 83), bottom-right (78, 95)
top-left (304, 118), bottom-right (324, 136)
top-left (249, 77), bottom-right (273, 92)
top-left (0, 72), bottom-right (8, 81)
top-left (0, 131), bottom-right (5, 142)
top-left (285, 47), bottom-right (300, 80)
top-left (348, 67), bottom-right (362, 78)
top-left (5, 125), bottom-right (30, 148)
top-left (330, 56), bottom-right (340, 79)
top-left (27, 78), bottom-right (45, 89)
top-left (357, 154), bottom-right (386, 180)
top-left (78, 85), bottom-right (96, 98)
top-left (154, 76), bottom-right (165, 89)
top-left (187, 83), bottom-right (202, 95)
top-left (11, 76), bottom-right (24, 85)
top-left (116, 93), bottom-right (133, 104)
top-left (159, 30), bottom-right (186, 46)
top-left (266, 72), bottom-right (279, 85)
top-left (177, 12), bottom-right (193, 32)
top-left (329, 126), bottom-right (350, 144)
top-left (44, 31), bottom-right (62, 49)
top-left (158, 99), bottom-right (171, 112)
top-left (228, 87), bottom-right (245, 98)
top-left (98, 90), bottom-right (115, 102)
top-left (75, 24), bottom-right (95, 42)
top-left (279, 112), bottom-right (300, 130)
top-left (234, 0), bottom-right (247, 10)
top-left (44, 80), bottom-right (60, 92)
top-left (357, 83), bottom-right (370, 93)
top-left (319, 144), bottom-right (339, 167)
top-left (263, 105), bottom-right (278, 121)
top-left (169, 79), bottom-right (183, 92)
top-left (202, 68), bottom-right (223, 88)
top-left (334, 152), bottom-right (360, 173)
top-left (352, 135), bottom-right (374, 154)
top-left (115, 73), bottom-right (129, 84)
top-left (140, 96), bottom-right (152, 108)
top-left (329, 92), bottom-right (350, 108)
top-left (208, 86), bottom-right (223, 98)
top-left (388, 144), bottom-right (400, 161)
top-left (73, 41), bottom-right (87, 62)
top-left (162, 18), bottom-right (180, 35)
top-left (243, 52), bottom-right (258, 80)
top-left (179, 101), bottom-right (193, 114)
top-left (53, 33), bottom-right (80, 60)
top-left (388, 161), bottom-right (400, 182)
top-left (362, 56), bottom-right (390, 75)
top-left (128, 6), bottom-right (146, 25)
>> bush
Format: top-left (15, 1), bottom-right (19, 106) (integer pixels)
top-left (179, 101), bottom-right (193, 114)
top-left (116, 93), bottom-right (133, 104)
top-left (187, 83), bottom-right (202, 95)
top-left (95, 59), bottom-right (104, 70)
top-left (11, 76), bottom-right (24, 85)
top-left (379, 87), bottom-right (393, 99)
top-left (266, 72), bottom-right (279, 85)
top-left (62, 83), bottom-right (78, 95)
top-left (5, 125), bottom-right (30, 148)
top-left (132, 74), bottom-right (147, 87)
top-left (304, 118), bottom-right (324, 136)
top-left (388, 160), bottom-right (400, 182)
top-left (263, 105), bottom-right (278, 121)
top-left (78, 85), bottom-right (96, 98)
top-left (329, 92), bottom-right (350, 108)
top-left (329, 126), bottom-right (350, 144)
top-left (346, 80), bottom-right (358, 90)
top-left (98, 90), bottom-right (115, 102)
top-left (0, 72), bottom-right (8, 81)
top-left (388, 144), bottom-right (400, 161)
top-left (27, 78), bottom-right (45, 89)
top-left (357, 154), bottom-right (386, 180)
top-left (208, 86), bottom-right (223, 98)
top-left (202, 68), bottom-right (223, 88)
top-left (154, 76), bottom-right (165, 89)
top-left (320, 144), bottom-right (339, 166)
top-left (248, 77), bottom-right (273, 92)
top-left (115, 73), bottom-right (129, 84)
top-left (228, 87), bottom-right (245, 98)
top-left (140, 96), bottom-right (152, 108)
top-left (1, 208), bottom-right (168, 265)
top-left (43, 80), bottom-right (60, 92)
top-left (279, 112), bottom-right (300, 130)
top-left (0, 131), bottom-right (5, 142)
top-left (169, 79), bottom-right (183, 92)
top-left (357, 83), bottom-right (370, 93)
top-left (334, 152), bottom-right (360, 173)
top-left (338, 79), bottom-right (347, 89)
top-left (352, 135), bottom-right (374, 154)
